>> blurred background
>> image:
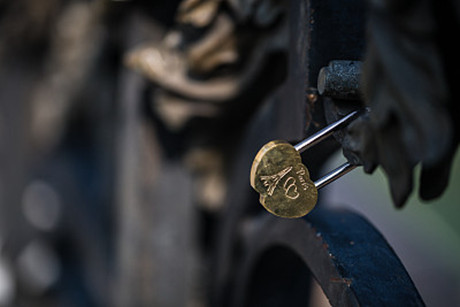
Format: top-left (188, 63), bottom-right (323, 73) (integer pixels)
top-left (0, 0), bottom-right (458, 306)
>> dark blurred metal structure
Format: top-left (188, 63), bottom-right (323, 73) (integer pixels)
top-left (1, 0), bottom-right (458, 306)
top-left (230, 208), bottom-right (424, 306)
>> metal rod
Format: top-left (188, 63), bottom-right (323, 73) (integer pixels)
top-left (294, 110), bottom-right (360, 153)
top-left (314, 162), bottom-right (357, 190)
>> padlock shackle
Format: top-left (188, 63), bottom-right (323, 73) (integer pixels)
top-left (314, 162), bottom-right (357, 190)
top-left (294, 110), bottom-right (360, 153)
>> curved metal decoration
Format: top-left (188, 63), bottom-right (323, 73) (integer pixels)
top-left (232, 208), bottom-right (425, 306)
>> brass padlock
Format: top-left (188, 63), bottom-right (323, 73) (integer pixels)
top-left (250, 110), bottom-right (361, 218)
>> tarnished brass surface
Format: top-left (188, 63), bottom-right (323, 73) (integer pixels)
top-left (250, 140), bottom-right (318, 218)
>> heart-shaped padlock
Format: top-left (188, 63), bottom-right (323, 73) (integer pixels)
top-left (250, 110), bottom-right (362, 218)
top-left (250, 140), bottom-right (317, 218)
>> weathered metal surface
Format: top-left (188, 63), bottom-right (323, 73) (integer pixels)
top-left (232, 208), bottom-right (425, 307)
top-left (318, 60), bottom-right (362, 100)
top-left (325, 0), bottom-right (460, 207)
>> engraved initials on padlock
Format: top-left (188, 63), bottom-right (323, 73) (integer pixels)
top-left (250, 110), bottom-right (362, 218)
